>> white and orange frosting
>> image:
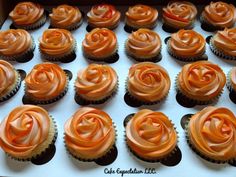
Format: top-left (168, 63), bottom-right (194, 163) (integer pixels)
top-left (178, 61), bottom-right (226, 101)
top-left (0, 29), bottom-right (32, 56)
top-left (188, 106), bottom-right (236, 161)
top-left (126, 28), bottom-right (161, 58)
top-left (202, 1), bottom-right (236, 28)
top-left (229, 67), bottom-right (236, 91)
top-left (126, 109), bottom-right (177, 160)
top-left (9, 2), bottom-right (44, 25)
top-left (127, 62), bottom-right (170, 102)
top-left (0, 105), bottom-right (50, 158)
top-left (75, 64), bottom-right (118, 100)
top-left (25, 63), bottom-right (67, 100)
top-left (64, 107), bottom-right (116, 159)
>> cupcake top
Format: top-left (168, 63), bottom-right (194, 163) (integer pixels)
top-left (211, 28), bottom-right (236, 57)
top-left (178, 61), bottom-right (226, 101)
top-left (50, 4), bottom-right (82, 28)
top-left (64, 107), bottom-right (116, 159)
top-left (87, 4), bottom-right (121, 28)
top-left (0, 29), bottom-right (32, 56)
top-left (202, 1), bottom-right (236, 28)
top-left (169, 29), bottom-right (205, 57)
top-left (25, 63), bottom-right (67, 100)
top-left (126, 28), bottom-right (161, 58)
top-left (125, 4), bottom-right (158, 28)
top-left (126, 109), bottom-right (177, 160)
top-left (188, 106), bottom-right (236, 161)
top-left (9, 2), bottom-right (44, 25)
top-left (0, 105), bottom-right (50, 158)
top-left (229, 67), bottom-right (236, 91)
top-left (127, 62), bottom-right (170, 102)
top-left (163, 1), bottom-right (197, 28)
top-left (82, 28), bottom-right (117, 58)
top-left (39, 29), bottom-right (74, 56)
top-left (75, 64), bottom-right (118, 100)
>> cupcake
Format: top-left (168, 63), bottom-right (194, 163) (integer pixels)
top-left (162, 1), bottom-right (197, 30)
top-left (125, 4), bottom-right (158, 31)
top-left (87, 4), bottom-right (121, 29)
top-left (125, 28), bottom-right (162, 62)
top-left (210, 27), bottom-right (236, 60)
top-left (9, 2), bottom-right (46, 30)
top-left (24, 63), bottom-right (69, 104)
top-left (0, 29), bottom-right (35, 62)
top-left (125, 109), bottom-right (177, 162)
top-left (227, 67), bottom-right (236, 96)
top-left (167, 29), bottom-right (206, 61)
top-left (0, 105), bottom-right (57, 161)
top-left (176, 61), bottom-right (226, 105)
top-left (75, 64), bottom-right (118, 104)
top-left (201, 1), bottom-right (236, 31)
top-left (0, 60), bottom-right (21, 102)
top-left (64, 107), bottom-right (116, 161)
top-left (186, 106), bottom-right (236, 163)
top-left (126, 62), bottom-right (170, 105)
top-left (39, 29), bottom-right (76, 62)
top-left (49, 4), bottom-right (83, 30)
top-left (82, 28), bottom-right (118, 62)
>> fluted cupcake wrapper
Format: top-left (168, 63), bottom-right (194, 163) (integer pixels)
top-left (199, 15), bottom-right (224, 32)
top-left (162, 20), bottom-right (195, 33)
top-left (50, 18), bottom-right (83, 31)
top-left (124, 20), bottom-right (157, 33)
top-left (87, 20), bottom-right (120, 31)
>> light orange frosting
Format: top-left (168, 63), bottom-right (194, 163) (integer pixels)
top-left (178, 61), bottom-right (226, 101)
top-left (126, 109), bottom-right (177, 160)
top-left (39, 29), bottom-right (74, 56)
top-left (75, 64), bottom-right (118, 100)
top-left (64, 107), bottom-right (116, 159)
top-left (202, 1), bottom-right (236, 28)
top-left (25, 63), bottom-right (67, 100)
top-left (87, 4), bottom-right (121, 28)
top-left (0, 105), bottom-right (50, 158)
top-left (82, 28), bottom-right (117, 58)
top-left (125, 4), bottom-right (158, 28)
top-left (50, 5), bottom-right (82, 28)
top-left (189, 106), bottom-right (236, 161)
top-left (163, 1), bottom-right (197, 28)
top-left (0, 29), bottom-right (32, 56)
top-left (230, 67), bottom-right (236, 91)
top-left (128, 62), bottom-right (170, 102)
top-left (169, 29), bottom-right (205, 57)
top-left (126, 28), bottom-right (161, 58)
top-left (9, 2), bottom-right (44, 25)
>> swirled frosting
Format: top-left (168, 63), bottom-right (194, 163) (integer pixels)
top-left (75, 64), bottom-right (118, 100)
top-left (178, 61), bottom-right (226, 101)
top-left (9, 2), bottom-right (44, 25)
top-left (229, 67), bottom-right (236, 91)
top-left (126, 109), bottom-right (177, 160)
top-left (82, 28), bottom-right (117, 58)
top-left (64, 107), bottom-right (116, 159)
top-left (0, 105), bottom-right (51, 158)
top-left (125, 4), bottom-right (158, 28)
top-left (202, 1), bottom-right (236, 28)
top-left (169, 29), bottom-right (205, 57)
top-left (126, 28), bottom-right (161, 58)
top-left (0, 29), bottom-right (32, 56)
top-left (188, 106), bottom-right (236, 161)
top-left (163, 1), bottom-right (197, 28)
top-left (25, 63), bottom-right (67, 100)
top-left (127, 62), bottom-right (170, 102)
top-left (87, 4), bottom-right (121, 28)
top-left (50, 5), bottom-right (82, 28)
top-left (39, 29), bottom-right (74, 56)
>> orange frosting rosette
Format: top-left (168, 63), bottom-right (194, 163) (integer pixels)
top-left (75, 64), bottom-right (118, 101)
top-left (125, 4), bottom-right (158, 29)
top-left (87, 4), bottom-right (121, 29)
top-left (126, 109), bottom-right (177, 160)
top-left (64, 107), bottom-right (116, 160)
top-left (178, 61), bottom-right (226, 101)
top-left (127, 62), bottom-right (170, 103)
top-left (229, 67), bottom-right (236, 92)
top-left (188, 106), bottom-right (236, 161)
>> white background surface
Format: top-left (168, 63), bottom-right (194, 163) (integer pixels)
top-left (0, 6), bottom-right (236, 177)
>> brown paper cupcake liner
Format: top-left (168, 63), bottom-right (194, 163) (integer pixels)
top-left (200, 15), bottom-right (224, 32)
top-left (124, 21), bottom-right (157, 33)
top-left (50, 18), bottom-right (83, 31)
top-left (87, 21), bottom-right (120, 31)
top-left (162, 21), bottom-right (195, 33)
